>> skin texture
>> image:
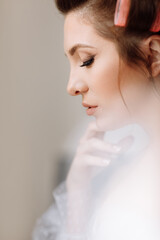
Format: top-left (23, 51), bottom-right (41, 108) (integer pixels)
top-left (63, 10), bottom-right (160, 188)
top-left (63, 12), bottom-right (160, 229)
top-left (64, 11), bottom-right (159, 133)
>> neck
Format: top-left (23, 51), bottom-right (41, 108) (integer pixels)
top-left (137, 80), bottom-right (160, 147)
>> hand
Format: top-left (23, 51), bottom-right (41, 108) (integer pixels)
top-left (66, 121), bottom-right (134, 191)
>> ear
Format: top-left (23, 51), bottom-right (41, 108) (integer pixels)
top-left (146, 36), bottom-right (160, 77)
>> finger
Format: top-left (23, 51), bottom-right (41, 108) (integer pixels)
top-left (87, 138), bottom-right (121, 153)
top-left (80, 121), bottom-right (105, 142)
top-left (77, 137), bottom-right (121, 155)
top-left (84, 154), bottom-right (111, 167)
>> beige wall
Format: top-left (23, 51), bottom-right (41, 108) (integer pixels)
top-left (0, 0), bottom-right (86, 239)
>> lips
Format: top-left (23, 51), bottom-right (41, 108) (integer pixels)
top-left (82, 102), bottom-right (98, 116)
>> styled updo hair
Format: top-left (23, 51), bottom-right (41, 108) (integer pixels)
top-left (55, 0), bottom-right (160, 71)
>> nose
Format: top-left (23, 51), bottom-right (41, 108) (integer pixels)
top-left (67, 73), bottom-right (89, 96)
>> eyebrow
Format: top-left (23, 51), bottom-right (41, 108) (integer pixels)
top-left (65, 44), bottom-right (96, 56)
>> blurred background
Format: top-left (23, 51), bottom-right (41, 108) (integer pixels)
top-left (0, 0), bottom-right (91, 239)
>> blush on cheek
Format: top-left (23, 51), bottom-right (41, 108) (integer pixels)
top-left (94, 59), bottom-right (120, 96)
top-left (96, 80), bottom-right (121, 105)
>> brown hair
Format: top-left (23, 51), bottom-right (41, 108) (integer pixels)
top-left (55, 0), bottom-right (160, 70)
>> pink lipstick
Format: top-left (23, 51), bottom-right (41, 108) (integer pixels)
top-left (82, 103), bottom-right (98, 116)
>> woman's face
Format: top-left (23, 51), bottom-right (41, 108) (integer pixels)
top-left (64, 12), bottom-right (151, 131)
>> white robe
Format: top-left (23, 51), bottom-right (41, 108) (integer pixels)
top-left (32, 124), bottom-right (160, 240)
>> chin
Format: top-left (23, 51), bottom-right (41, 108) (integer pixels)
top-left (96, 116), bottom-right (129, 132)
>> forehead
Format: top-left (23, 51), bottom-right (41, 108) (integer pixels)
top-left (64, 12), bottom-right (101, 52)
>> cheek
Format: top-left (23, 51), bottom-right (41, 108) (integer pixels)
top-left (91, 58), bottom-right (132, 131)
top-left (91, 55), bottom-right (120, 101)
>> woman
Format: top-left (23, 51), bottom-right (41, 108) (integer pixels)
top-left (33, 0), bottom-right (160, 239)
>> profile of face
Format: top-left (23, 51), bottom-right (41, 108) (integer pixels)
top-left (64, 12), bottom-right (153, 132)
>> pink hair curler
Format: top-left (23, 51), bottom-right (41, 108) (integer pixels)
top-left (114, 0), bottom-right (160, 32)
top-left (114, 0), bottom-right (130, 27)
top-left (151, 9), bottom-right (160, 32)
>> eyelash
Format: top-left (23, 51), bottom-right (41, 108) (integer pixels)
top-left (80, 57), bottom-right (95, 67)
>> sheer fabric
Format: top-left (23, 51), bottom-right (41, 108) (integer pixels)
top-left (32, 124), bottom-right (160, 240)
top-left (32, 181), bottom-right (91, 240)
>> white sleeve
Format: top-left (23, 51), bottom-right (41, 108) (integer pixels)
top-left (32, 181), bottom-right (92, 240)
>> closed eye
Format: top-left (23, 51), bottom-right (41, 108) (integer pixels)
top-left (80, 57), bottom-right (95, 67)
